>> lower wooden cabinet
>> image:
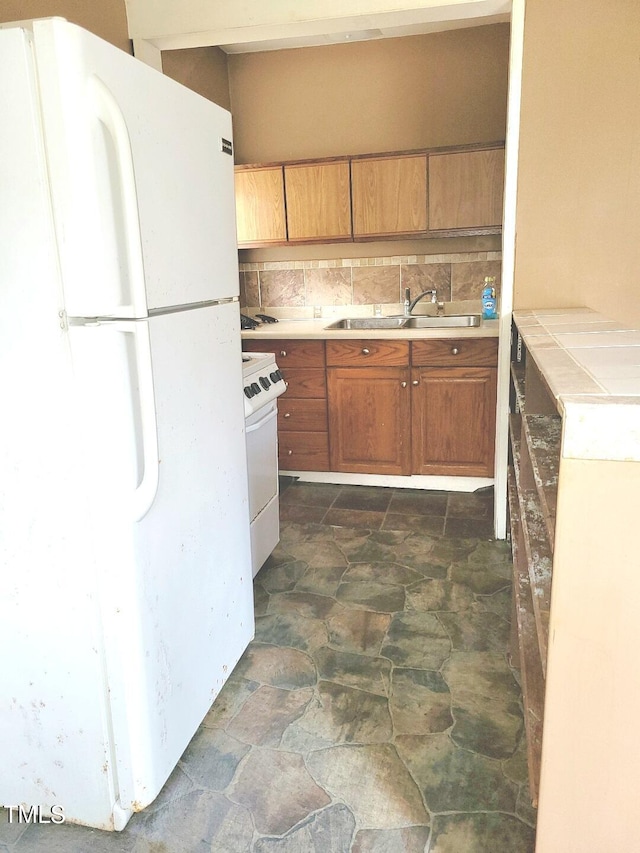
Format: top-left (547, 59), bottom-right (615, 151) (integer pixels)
top-left (327, 366), bottom-right (411, 475)
top-left (243, 336), bottom-right (498, 478)
top-left (411, 366), bottom-right (497, 476)
top-left (411, 337), bottom-right (498, 477)
top-left (243, 339), bottom-right (329, 471)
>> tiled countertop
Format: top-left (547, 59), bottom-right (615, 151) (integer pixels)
top-left (513, 307), bottom-right (640, 463)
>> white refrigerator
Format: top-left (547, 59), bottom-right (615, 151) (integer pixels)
top-left (0, 18), bottom-right (254, 831)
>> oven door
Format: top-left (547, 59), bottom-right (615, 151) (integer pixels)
top-left (245, 402), bottom-right (280, 576)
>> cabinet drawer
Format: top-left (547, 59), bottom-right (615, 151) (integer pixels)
top-left (244, 339), bottom-right (325, 368)
top-left (411, 337), bottom-right (498, 367)
top-left (326, 339), bottom-right (410, 367)
top-left (281, 367), bottom-right (326, 398)
top-left (279, 432), bottom-right (329, 471)
top-left (278, 398), bottom-right (328, 431)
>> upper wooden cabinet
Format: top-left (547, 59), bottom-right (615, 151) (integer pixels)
top-left (233, 143), bottom-right (505, 246)
top-left (428, 147), bottom-right (505, 233)
top-left (351, 154), bottom-right (428, 239)
top-left (234, 166), bottom-right (286, 246)
top-left (284, 161), bottom-right (351, 243)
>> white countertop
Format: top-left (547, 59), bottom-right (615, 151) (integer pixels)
top-left (241, 313), bottom-right (499, 342)
top-left (513, 307), bottom-right (640, 462)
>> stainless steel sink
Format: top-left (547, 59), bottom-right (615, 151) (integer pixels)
top-left (325, 314), bottom-right (481, 330)
top-left (324, 317), bottom-right (410, 330)
top-left (404, 314), bottom-right (481, 328)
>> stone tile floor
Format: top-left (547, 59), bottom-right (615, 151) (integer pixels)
top-left (1, 482), bottom-right (536, 852)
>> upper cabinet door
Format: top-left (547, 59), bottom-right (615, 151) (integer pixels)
top-left (428, 147), bottom-right (505, 233)
top-left (284, 161), bottom-right (352, 242)
top-left (351, 154), bottom-right (427, 239)
top-left (234, 166), bottom-right (287, 246)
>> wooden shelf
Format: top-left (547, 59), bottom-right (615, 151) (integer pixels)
top-left (510, 361), bottom-right (526, 413)
top-left (509, 310), bottom-right (640, 850)
top-left (511, 416), bottom-right (552, 675)
top-left (507, 463), bottom-right (544, 808)
top-left (507, 319), bottom-right (561, 811)
top-left (522, 414), bottom-right (561, 546)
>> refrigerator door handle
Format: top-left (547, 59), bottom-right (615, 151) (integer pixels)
top-left (130, 320), bottom-right (160, 521)
top-left (88, 74), bottom-right (148, 318)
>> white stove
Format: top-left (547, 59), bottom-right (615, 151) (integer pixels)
top-left (242, 352), bottom-right (287, 417)
top-left (241, 352), bottom-right (287, 576)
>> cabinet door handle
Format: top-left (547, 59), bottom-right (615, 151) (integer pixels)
top-left (451, 347), bottom-right (459, 355)
top-left (280, 350), bottom-right (287, 357)
top-left (412, 380), bottom-right (419, 386)
top-left (362, 348), bottom-right (370, 355)
top-left (287, 449), bottom-right (293, 455)
top-left (283, 412), bottom-right (291, 418)
top-left (401, 381), bottom-right (407, 388)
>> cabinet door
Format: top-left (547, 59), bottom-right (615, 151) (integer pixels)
top-left (412, 366), bottom-right (497, 476)
top-left (428, 147), bottom-right (504, 233)
top-left (284, 161), bottom-right (352, 242)
top-left (351, 154), bottom-right (427, 238)
top-left (328, 367), bottom-right (411, 475)
top-left (234, 166), bottom-right (286, 246)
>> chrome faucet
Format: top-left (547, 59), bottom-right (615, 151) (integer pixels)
top-left (404, 288), bottom-right (438, 316)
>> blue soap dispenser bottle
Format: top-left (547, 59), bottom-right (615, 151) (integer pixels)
top-left (481, 276), bottom-right (498, 320)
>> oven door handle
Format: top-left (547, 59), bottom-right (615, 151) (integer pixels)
top-left (245, 405), bottom-right (278, 433)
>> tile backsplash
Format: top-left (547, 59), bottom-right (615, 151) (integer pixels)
top-left (239, 252), bottom-right (501, 311)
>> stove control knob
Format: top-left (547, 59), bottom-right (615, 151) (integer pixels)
top-left (270, 371), bottom-right (280, 383)
top-left (260, 376), bottom-right (271, 390)
top-left (243, 385), bottom-right (253, 398)
top-left (251, 382), bottom-right (261, 394)
top-left (275, 369), bottom-right (284, 382)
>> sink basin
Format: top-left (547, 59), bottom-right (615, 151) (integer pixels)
top-left (324, 317), bottom-right (410, 330)
top-left (404, 314), bottom-right (481, 328)
top-left (325, 314), bottom-right (481, 330)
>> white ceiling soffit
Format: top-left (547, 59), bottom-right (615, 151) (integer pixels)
top-left (219, 14), bottom-right (510, 54)
top-left (126, 0), bottom-right (512, 53)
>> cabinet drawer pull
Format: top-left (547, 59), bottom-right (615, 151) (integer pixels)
top-left (280, 350), bottom-right (287, 357)
top-left (362, 348), bottom-right (370, 355)
top-left (283, 412), bottom-right (291, 418)
top-left (401, 381), bottom-right (407, 388)
top-left (451, 347), bottom-right (459, 355)
top-left (287, 449), bottom-right (293, 455)
top-left (412, 380), bottom-right (419, 386)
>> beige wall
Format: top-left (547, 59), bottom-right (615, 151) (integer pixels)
top-left (228, 24), bottom-right (509, 164)
top-left (0, 0), bottom-right (131, 53)
top-left (514, 0), bottom-right (640, 324)
top-left (161, 46), bottom-right (231, 110)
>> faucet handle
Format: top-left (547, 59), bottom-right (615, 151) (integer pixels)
top-left (404, 287), bottom-right (411, 302)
